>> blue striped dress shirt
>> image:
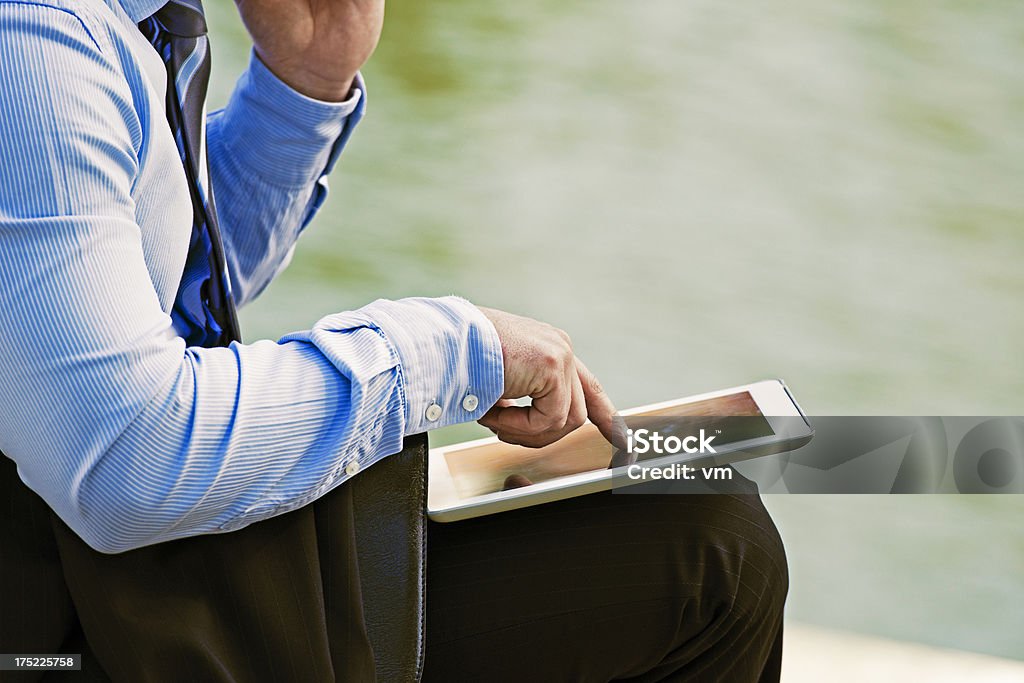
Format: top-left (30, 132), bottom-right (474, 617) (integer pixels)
top-left (0, 0), bottom-right (504, 553)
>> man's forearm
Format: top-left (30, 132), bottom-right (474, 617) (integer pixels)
top-left (6, 294), bottom-right (501, 554)
top-left (208, 0), bottom-right (383, 307)
top-left (206, 52), bottom-right (365, 307)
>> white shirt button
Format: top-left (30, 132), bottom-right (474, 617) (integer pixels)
top-left (345, 458), bottom-right (361, 476)
top-left (425, 403), bottom-right (443, 422)
top-left (461, 394), bottom-right (479, 412)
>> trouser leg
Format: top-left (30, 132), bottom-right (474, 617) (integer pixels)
top-left (0, 453), bottom-right (375, 683)
top-left (47, 484), bottom-right (375, 683)
top-left (423, 489), bottom-right (788, 683)
top-left (0, 457), bottom-right (76, 683)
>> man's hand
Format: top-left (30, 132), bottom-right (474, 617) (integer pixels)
top-left (234, 0), bottom-right (384, 101)
top-left (477, 307), bottom-right (626, 449)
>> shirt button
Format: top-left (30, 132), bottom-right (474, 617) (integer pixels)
top-left (425, 403), bottom-right (443, 422)
top-left (461, 394), bottom-right (479, 412)
top-left (345, 458), bottom-right (361, 476)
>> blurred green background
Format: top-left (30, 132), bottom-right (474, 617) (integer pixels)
top-left (207, 0), bottom-right (1024, 660)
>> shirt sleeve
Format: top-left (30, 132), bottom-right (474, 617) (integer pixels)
top-left (205, 51), bottom-right (366, 307)
top-left (0, 6), bottom-right (503, 554)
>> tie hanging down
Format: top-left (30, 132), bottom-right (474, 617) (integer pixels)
top-left (140, 0), bottom-right (241, 348)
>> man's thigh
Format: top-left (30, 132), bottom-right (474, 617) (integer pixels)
top-left (423, 489), bottom-right (788, 683)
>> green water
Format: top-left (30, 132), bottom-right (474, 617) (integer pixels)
top-left (206, 1), bottom-right (1024, 660)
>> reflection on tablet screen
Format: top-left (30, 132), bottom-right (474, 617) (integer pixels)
top-left (444, 391), bottom-right (773, 499)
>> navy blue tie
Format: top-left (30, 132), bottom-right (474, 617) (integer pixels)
top-left (140, 0), bottom-right (241, 347)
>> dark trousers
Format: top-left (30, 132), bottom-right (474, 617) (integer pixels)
top-left (0, 456), bottom-right (786, 682)
top-left (423, 490), bottom-right (787, 682)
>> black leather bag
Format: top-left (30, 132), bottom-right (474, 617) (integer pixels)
top-left (353, 432), bottom-right (428, 682)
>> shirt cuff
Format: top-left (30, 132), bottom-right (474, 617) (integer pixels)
top-left (337, 297), bottom-right (505, 435)
top-left (217, 50), bottom-right (365, 189)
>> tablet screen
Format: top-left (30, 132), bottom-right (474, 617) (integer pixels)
top-left (443, 391), bottom-right (773, 499)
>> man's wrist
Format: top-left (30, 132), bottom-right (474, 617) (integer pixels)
top-left (253, 48), bottom-right (357, 103)
top-left (359, 297), bottom-right (504, 435)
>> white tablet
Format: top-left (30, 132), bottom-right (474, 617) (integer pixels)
top-left (428, 378), bottom-right (813, 521)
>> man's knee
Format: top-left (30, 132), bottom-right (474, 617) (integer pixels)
top-left (671, 493), bottom-right (789, 624)
top-left (682, 494), bottom-right (787, 679)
